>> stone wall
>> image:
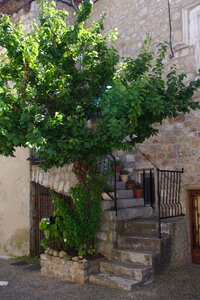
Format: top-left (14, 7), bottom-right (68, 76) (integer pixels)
top-left (90, 0), bottom-right (200, 205)
top-left (1, 0), bottom-right (199, 262)
top-left (161, 217), bottom-right (189, 268)
top-left (96, 207), bottom-right (117, 259)
top-left (41, 252), bottom-right (102, 283)
top-left (90, 0), bottom-right (200, 263)
top-left (31, 164), bottom-right (77, 195)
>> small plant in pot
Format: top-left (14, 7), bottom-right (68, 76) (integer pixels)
top-left (101, 184), bottom-right (114, 200)
top-left (120, 170), bottom-right (129, 183)
top-left (115, 159), bottom-right (121, 173)
top-left (126, 179), bottom-right (135, 190)
top-left (133, 182), bottom-right (143, 199)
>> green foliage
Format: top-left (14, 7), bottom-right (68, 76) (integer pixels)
top-left (0, 1), bottom-right (200, 169)
top-left (39, 169), bottom-right (103, 255)
top-left (120, 169), bottom-right (129, 175)
top-left (115, 159), bottom-right (121, 166)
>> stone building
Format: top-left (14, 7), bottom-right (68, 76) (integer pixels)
top-left (89, 0), bottom-right (200, 267)
top-left (0, 0), bottom-right (199, 282)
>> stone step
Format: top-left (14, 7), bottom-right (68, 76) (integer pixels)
top-left (117, 234), bottom-right (162, 251)
top-left (110, 181), bottom-right (126, 190)
top-left (100, 260), bottom-right (154, 283)
top-left (110, 173), bottom-right (120, 182)
top-left (111, 248), bottom-right (160, 266)
top-left (89, 273), bottom-right (141, 291)
top-left (117, 189), bottom-right (134, 199)
top-left (117, 218), bottom-right (158, 235)
top-left (101, 198), bottom-right (144, 211)
top-left (117, 181), bottom-right (126, 190)
top-left (117, 207), bottom-right (153, 220)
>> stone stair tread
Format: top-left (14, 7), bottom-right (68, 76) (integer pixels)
top-left (100, 260), bottom-right (154, 282)
top-left (89, 273), bottom-right (140, 291)
top-left (116, 206), bottom-right (153, 220)
top-left (115, 247), bottom-right (159, 255)
top-left (118, 198), bottom-right (143, 201)
top-left (101, 259), bottom-right (152, 271)
top-left (118, 205), bottom-right (144, 208)
top-left (116, 190), bottom-right (134, 199)
top-left (111, 248), bottom-right (160, 266)
top-left (129, 217), bottom-right (158, 223)
top-left (118, 233), bottom-right (161, 240)
top-left (117, 199), bottom-right (144, 209)
top-left (101, 199), bottom-right (144, 211)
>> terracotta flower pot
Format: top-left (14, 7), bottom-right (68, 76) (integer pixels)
top-left (134, 188), bottom-right (143, 199)
top-left (115, 165), bottom-right (121, 173)
top-left (126, 183), bottom-right (134, 190)
top-left (121, 174), bottom-right (129, 183)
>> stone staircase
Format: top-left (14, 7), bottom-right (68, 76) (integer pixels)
top-left (89, 174), bottom-right (170, 291)
top-left (101, 172), bottom-right (153, 220)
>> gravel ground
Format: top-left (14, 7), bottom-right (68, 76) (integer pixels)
top-left (0, 258), bottom-right (200, 300)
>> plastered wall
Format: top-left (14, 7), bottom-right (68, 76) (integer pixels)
top-left (0, 148), bottom-right (30, 256)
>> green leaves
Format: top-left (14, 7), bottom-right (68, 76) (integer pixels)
top-left (0, 0), bottom-right (199, 169)
top-left (39, 171), bottom-right (102, 255)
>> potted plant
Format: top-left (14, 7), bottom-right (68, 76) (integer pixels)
top-left (120, 170), bottom-right (129, 183)
top-left (115, 159), bottom-right (121, 173)
top-left (101, 185), bottom-right (114, 200)
top-left (126, 179), bottom-right (135, 190)
top-left (133, 182), bottom-right (143, 199)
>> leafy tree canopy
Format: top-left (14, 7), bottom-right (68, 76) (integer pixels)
top-left (0, 0), bottom-right (199, 170)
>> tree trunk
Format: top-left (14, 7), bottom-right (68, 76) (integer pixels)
top-left (72, 160), bottom-right (88, 183)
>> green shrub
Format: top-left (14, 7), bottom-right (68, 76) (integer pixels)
top-left (40, 171), bottom-right (103, 256)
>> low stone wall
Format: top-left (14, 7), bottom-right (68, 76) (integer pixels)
top-left (161, 217), bottom-right (188, 269)
top-left (40, 251), bottom-right (103, 283)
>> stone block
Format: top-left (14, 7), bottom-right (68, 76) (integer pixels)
top-left (125, 154), bottom-right (135, 162)
top-left (52, 256), bottom-right (61, 264)
top-left (40, 254), bottom-right (96, 284)
top-left (96, 231), bottom-right (108, 241)
top-left (108, 230), bottom-right (117, 243)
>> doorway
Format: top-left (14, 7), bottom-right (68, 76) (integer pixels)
top-left (31, 182), bottom-right (72, 256)
top-left (189, 190), bottom-right (200, 264)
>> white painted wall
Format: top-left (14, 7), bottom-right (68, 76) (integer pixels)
top-left (0, 148), bottom-right (30, 256)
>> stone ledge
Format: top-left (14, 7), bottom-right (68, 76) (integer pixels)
top-left (40, 253), bottom-right (103, 284)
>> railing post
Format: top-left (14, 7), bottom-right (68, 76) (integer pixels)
top-left (157, 169), bottom-right (162, 239)
top-left (113, 156), bottom-right (117, 216)
top-left (150, 169), bottom-right (154, 208)
top-left (143, 170), bottom-right (146, 206)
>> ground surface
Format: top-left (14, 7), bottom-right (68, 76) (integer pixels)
top-left (0, 258), bottom-right (200, 300)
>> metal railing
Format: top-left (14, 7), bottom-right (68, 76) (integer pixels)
top-left (100, 149), bottom-right (185, 238)
top-left (100, 154), bottom-right (117, 215)
top-left (135, 147), bottom-right (185, 238)
top-left (157, 168), bottom-right (184, 219)
top-left (143, 169), bottom-right (155, 208)
top-left (142, 167), bottom-right (184, 238)
top-left (157, 168), bottom-right (184, 238)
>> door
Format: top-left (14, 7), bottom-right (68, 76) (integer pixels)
top-left (32, 182), bottom-right (72, 255)
top-left (189, 190), bottom-right (200, 264)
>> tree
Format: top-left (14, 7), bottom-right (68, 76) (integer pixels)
top-left (0, 0), bottom-right (199, 175)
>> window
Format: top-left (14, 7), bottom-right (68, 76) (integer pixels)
top-left (189, 5), bottom-right (200, 70)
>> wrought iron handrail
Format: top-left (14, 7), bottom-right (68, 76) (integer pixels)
top-left (101, 149), bottom-right (184, 238)
top-left (157, 168), bottom-right (184, 238)
top-left (100, 154), bottom-right (117, 216)
top-left (136, 147), bottom-right (184, 238)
